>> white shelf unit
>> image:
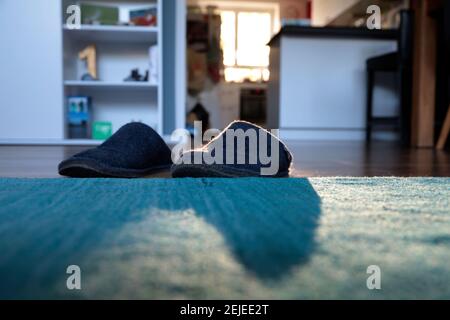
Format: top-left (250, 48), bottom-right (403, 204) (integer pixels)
top-left (0, 0), bottom-right (185, 145)
top-left (62, 0), bottom-right (163, 142)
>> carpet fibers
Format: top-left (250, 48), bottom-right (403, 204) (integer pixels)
top-left (0, 177), bottom-right (449, 299)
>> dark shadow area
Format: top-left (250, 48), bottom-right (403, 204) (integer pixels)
top-left (184, 178), bottom-right (321, 280)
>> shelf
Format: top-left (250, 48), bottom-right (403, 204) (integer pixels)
top-left (61, 139), bottom-right (104, 146)
top-left (0, 136), bottom-right (174, 146)
top-left (62, 135), bottom-right (173, 146)
top-left (63, 24), bottom-right (158, 43)
top-left (64, 81), bottom-right (158, 89)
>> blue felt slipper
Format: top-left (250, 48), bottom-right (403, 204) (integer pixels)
top-left (59, 122), bottom-right (172, 178)
top-left (171, 121), bottom-right (292, 178)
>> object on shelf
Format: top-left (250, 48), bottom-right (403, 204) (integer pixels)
top-left (187, 17), bottom-right (208, 51)
top-left (130, 7), bottom-right (157, 26)
top-left (148, 45), bottom-right (159, 85)
top-left (281, 2), bottom-right (311, 27)
top-left (67, 96), bottom-right (91, 139)
top-left (92, 121), bottom-right (113, 140)
top-left (79, 45), bottom-right (98, 81)
top-left (186, 102), bottom-right (209, 136)
top-left (187, 48), bottom-right (208, 94)
top-left (80, 3), bottom-right (119, 25)
top-left (281, 18), bottom-right (311, 27)
top-left (124, 68), bottom-right (148, 82)
top-left (187, 7), bottom-right (223, 89)
top-left (205, 9), bottom-right (222, 84)
top-left (240, 88), bottom-right (267, 125)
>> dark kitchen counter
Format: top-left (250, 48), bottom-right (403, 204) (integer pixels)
top-left (268, 25), bottom-right (398, 46)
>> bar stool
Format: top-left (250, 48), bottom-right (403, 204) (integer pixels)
top-left (366, 10), bottom-right (413, 145)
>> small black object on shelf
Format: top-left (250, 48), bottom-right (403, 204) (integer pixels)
top-left (124, 68), bottom-right (149, 82)
top-left (186, 102), bottom-right (210, 136)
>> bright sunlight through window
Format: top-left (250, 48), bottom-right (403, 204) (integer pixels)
top-left (220, 10), bottom-right (273, 83)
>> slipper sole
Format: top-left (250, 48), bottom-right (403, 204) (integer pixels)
top-left (171, 163), bottom-right (290, 178)
top-left (59, 158), bottom-right (171, 178)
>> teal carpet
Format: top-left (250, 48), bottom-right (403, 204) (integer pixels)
top-left (0, 177), bottom-right (449, 299)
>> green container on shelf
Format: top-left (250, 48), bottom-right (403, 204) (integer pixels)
top-left (92, 122), bottom-right (113, 140)
top-left (80, 4), bottom-right (119, 25)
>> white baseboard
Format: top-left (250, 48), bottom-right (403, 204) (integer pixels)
top-left (280, 128), bottom-right (366, 141)
top-left (280, 128), bottom-right (399, 141)
top-left (0, 135), bottom-right (176, 146)
top-left (0, 139), bottom-right (102, 146)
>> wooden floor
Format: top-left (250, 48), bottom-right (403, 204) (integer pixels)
top-left (0, 141), bottom-right (449, 178)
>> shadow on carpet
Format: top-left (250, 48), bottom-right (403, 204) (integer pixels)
top-left (0, 178), bottom-right (321, 299)
top-left (0, 178), bottom-right (449, 299)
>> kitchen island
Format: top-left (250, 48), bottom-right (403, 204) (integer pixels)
top-left (267, 26), bottom-right (398, 140)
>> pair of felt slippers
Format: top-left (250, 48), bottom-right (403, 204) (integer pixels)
top-left (58, 121), bottom-right (293, 178)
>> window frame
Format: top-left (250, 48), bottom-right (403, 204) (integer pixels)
top-left (190, 0), bottom-right (280, 81)
top-left (221, 7), bottom-right (275, 68)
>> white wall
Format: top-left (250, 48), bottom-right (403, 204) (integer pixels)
top-left (312, 0), bottom-right (359, 26)
top-left (0, 0), bottom-right (64, 140)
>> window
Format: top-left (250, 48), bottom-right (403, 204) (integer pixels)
top-left (219, 7), bottom-right (277, 83)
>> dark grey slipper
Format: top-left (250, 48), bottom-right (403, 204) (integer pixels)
top-left (171, 121), bottom-right (292, 178)
top-left (59, 122), bottom-right (172, 178)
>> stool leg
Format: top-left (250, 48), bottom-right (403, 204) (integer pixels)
top-left (399, 68), bottom-right (412, 146)
top-left (436, 105), bottom-right (450, 150)
top-left (366, 70), bottom-right (375, 143)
